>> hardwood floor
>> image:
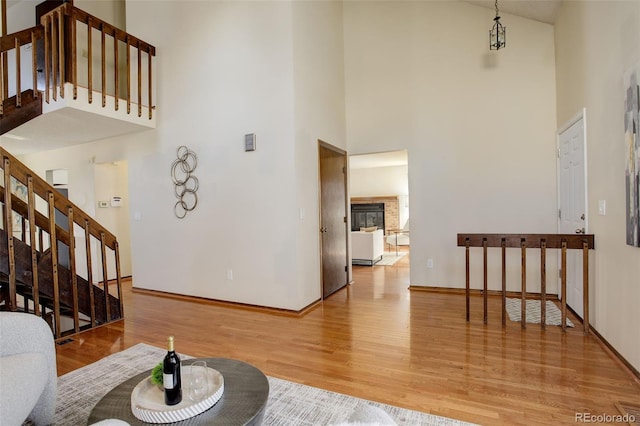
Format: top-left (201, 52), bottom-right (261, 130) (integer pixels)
top-left (55, 251), bottom-right (640, 425)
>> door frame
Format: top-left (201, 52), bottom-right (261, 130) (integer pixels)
top-left (317, 140), bottom-right (349, 299)
top-left (556, 108), bottom-right (588, 302)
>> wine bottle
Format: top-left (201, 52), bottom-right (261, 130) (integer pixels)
top-left (163, 336), bottom-right (182, 405)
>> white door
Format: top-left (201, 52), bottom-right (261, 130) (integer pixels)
top-left (557, 110), bottom-right (587, 318)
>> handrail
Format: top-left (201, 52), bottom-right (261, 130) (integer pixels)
top-left (0, 147), bottom-right (117, 248)
top-left (40, 3), bottom-right (156, 119)
top-left (0, 26), bottom-right (44, 53)
top-left (0, 25), bottom-right (43, 116)
top-left (457, 233), bottom-right (595, 335)
top-left (1, 146), bottom-right (123, 338)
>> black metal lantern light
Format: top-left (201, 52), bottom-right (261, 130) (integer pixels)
top-left (489, 0), bottom-right (506, 50)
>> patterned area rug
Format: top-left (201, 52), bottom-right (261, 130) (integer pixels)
top-left (375, 252), bottom-right (407, 266)
top-left (47, 343), bottom-right (475, 425)
top-left (505, 298), bottom-right (575, 327)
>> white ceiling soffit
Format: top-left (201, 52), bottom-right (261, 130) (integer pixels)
top-left (0, 107), bottom-right (149, 156)
top-left (463, 0), bottom-right (563, 25)
top-left (350, 150), bottom-right (408, 170)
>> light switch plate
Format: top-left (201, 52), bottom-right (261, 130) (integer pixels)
top-left (598, 200), bottom-right (606, 216)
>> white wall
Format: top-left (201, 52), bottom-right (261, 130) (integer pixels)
top-left (292, 1), bottom-right (347, 303)
top-left (123, 0), bottom-right (306, 309)
top-left (344, 1), bottom-right (558, 293)
top-left (555, 0), bottom-right (640, 372)
top-left (94, 161), bottom-right (132, 277)
top-left (350, 165), bottom-right (409, 228)
top-left (6, 0), bottom-right (39, 33)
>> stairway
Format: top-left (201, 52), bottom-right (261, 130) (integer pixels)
top-left (0, 228), bottom-right (120, 327)
top-left (1, 146), bottom-right (124, 339)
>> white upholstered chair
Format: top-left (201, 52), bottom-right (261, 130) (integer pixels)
top-left (0, 312), bottom-right (57, 425)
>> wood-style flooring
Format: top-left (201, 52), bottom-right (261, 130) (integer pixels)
top-left (55, 250), bottom-right (640, 425)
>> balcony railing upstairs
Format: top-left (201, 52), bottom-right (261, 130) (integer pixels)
top-left (0, 146), bottom-right (123, 339)
top-left (1, 1), bottom-right (156, 134)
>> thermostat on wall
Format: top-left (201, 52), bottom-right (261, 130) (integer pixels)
top-left (110, 196), bottom-right (123, 207)
top-left (245, 133), bottom-right (256, 152)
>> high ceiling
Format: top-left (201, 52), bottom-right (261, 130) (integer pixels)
top-left (5, 1), bottom-right (564, 25)
top-left (463, 0), bottom-right (564, 24)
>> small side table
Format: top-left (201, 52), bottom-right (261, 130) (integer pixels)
top-left (386, 229), bottom-right (408, 256)
top-left (88, 358), bottom-right (269, 425)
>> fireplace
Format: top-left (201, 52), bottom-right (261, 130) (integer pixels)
top-left (351, 203), bottom-right (385, 231)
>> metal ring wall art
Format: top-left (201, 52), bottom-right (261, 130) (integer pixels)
top-left (171, 146), bottom-right (199, 219)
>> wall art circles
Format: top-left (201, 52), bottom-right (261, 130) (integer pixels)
top-left (171, 145), bottom-right (198, 219)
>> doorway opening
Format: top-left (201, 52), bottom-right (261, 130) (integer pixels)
top-left (349, 149), bottom-right (410, 267)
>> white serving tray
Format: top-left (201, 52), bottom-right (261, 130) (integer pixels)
top-left (131, 367), bottom-right (224, 423)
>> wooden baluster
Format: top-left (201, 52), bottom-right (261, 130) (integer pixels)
top-left (48, 192), bottom-right (61, 338)
top-left (126, 36), bottom-right (131, 114)
top-left (583, 240), bottom-right (589, 335)
top-left (31, 31), bottom-right (38, 99)
top-left (100, 232), bottom-right (111, 322)
top-left (501, 238), bottom-right (506, 326)
top-left (67, 207), bottom-right (79, 333)
top-left (51, 14), bottom-right (57, 101)
top-left (540, 239), bottom-right (546, 330)
top-left (483, 238), bottom-right (488, 325)
top-left (3, 158), bottom-right (16, 311)
top-left (72, 9), bottom-right (77, 99)
top-left (1, 51), bottom-right (4, 115)
top-left (84, 220), bottom-right (96, 327)
top-left (465, 238), bottom-right (470, 322)
top-left (87, 17), bottom-right (93, 103)
top-left (58, 8), bottom-right (65, 98)
top-left (15, 37), bottom-right (21, 107)
top-left (1, 0), bottom-right (5, 104)
top-left (101, 25), bottom-right (106, 107)
top-left (561, 240), bottom-right (567, 333)
top-left (115, 241), bottom-right (124, 319)
top-left (20, 213), bottom-right (26, 241)
top-left (137, 41), bottom-right (142, 117)
top-left (27, 176), bottom-right (40, 316)
top-left (148, 49), bottom-right (153, 119)
top-left (44, 15), bottom-right (50, 103)
top-left (114, 32), bottom-right (119, 111)
top-left (521, 239), bottom-right (526, 329)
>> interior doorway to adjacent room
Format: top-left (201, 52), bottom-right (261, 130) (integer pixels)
top-left (349, 149), bottom-right (410, 267)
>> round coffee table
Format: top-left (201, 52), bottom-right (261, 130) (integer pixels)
top-left (88, 358), bottom-right (269, 425)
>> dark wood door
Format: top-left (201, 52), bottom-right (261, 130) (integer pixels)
top-left (319, 141), bottom-right (348, 298)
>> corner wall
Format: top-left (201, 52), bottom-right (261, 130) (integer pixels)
top-left (555, 0), bottom-right (640, 372)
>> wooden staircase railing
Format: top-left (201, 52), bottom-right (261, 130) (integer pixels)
top-left (0, 25), bottom-right (44, 133)
top-left (457, 233), bottom-right (595, 335)
top-left (39, 2), bottom-right (155, 118)
top-left (0, 0), bottom-right (156, 134)
top-left (0, 146), bottom-right (123, 339)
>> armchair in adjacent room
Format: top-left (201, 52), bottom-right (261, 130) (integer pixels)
top-left (0, 312), bottom-right (57, 425)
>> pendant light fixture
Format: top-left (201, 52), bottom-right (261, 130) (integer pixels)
top-left (489, 0), bottom-right (506, 50)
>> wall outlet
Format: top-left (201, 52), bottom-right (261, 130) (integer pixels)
top-left (226, 269), bottom-right (233, 281)
top-left (427, 258), bottom-right (434, 269)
